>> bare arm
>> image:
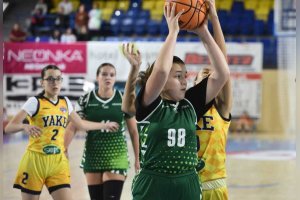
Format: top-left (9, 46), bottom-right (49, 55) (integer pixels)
top-left (193, 21), bottom-right (230, 104)
top-left (64, 121), bottom-right (78, 151)
top-left (68, 111), bottom-right (119, 132)
top-left (4, 110), bottom-right (42, 137)
top-left (209, 0), bottom-right (232, 117)
top-left (122, 43), bottom-right (142, 115)
top-left (143, 3), bottom-right (184, 106)
top-left (125, 117), bottom-right (140, 173)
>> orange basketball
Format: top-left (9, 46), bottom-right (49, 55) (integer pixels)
top-left (166, 0), bottom-right (208, 30)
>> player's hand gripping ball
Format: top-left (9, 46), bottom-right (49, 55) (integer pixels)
top-left (166, 0), bottom-right (209, 30)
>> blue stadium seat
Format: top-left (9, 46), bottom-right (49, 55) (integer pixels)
top-left (134, 18), bottom-right (149, 35)
top-left (253, 20), bottom-right (265, 35)
top-left (266, 10), bottom-right (274, 35)
top-left (99, 21), bottom-right (111, 36)
top-left (239, 10), bottom-right (255, 35)
top-left (259, 38), bottom-right (277, 67)
top-left (69, 17), bottom-right (76, 29)
top-left (139, 10), bottom-right (150, 19)
top-left (217, 10), bottom-right (229, 34)
top-left (121, 17), bottom-right (134, 35)
top-left (110, 17), bottom-right (121, 35)
top-left (160, 19), bottom-right (168, 35)
top-left (226, 13), bottom-right (240, 35)
top-left (44, 14), bottom-right (57, 28)
top-left (39, 36), bottom-right (50, 42)
top-left (147, 20), bottom-right (160, 35)
top-left (126, 9), bottom-right (139, 18)
top-left (231, 1), bottom-right (244, 14)
top-left (26, 36), bottom-right (36, 42)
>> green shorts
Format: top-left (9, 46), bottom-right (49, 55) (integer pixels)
top-left (132, 169), bottom-right (201, 200)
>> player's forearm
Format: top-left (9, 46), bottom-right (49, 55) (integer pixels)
top-left (153, 33), bottom-right (177, 75)
top-left (130, 131), bottom-right (140, 160)
top-left (144, 33), bottom-right (177, 105)
top-left (126, 118), bottom-right (140, 160)
top-left (79, 120), bottom-right (106, 131)
top-left (64, 122), bottom-right (77, 149)
top-left (210, 15), bottom-right (227, 57)
top-left (4, 122), bottom-right (26, 134)
top-left (200, 29), bottom-right (229, 82)
top-left (122, 67), bottom-right (139, 115)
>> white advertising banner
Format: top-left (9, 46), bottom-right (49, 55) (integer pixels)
top-left (87, 42), bottom-right (262, 118)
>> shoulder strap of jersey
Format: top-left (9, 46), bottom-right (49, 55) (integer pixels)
top-left (32, 96), bottom-right (41, 117)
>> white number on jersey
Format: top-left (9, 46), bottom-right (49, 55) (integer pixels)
top-left (167, 128), bottom-right (186, 147)
top-left (100, 120), bottom-right (110, 132)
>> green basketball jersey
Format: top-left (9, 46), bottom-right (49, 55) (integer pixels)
top-left (137, 98), bottom-right (198, 174)
top-left (76, 89), bottom-right (129, 172)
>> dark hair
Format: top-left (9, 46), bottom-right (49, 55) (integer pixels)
top-left (39, 65), bottom-right (61, 96)
top-left (138, 56), bottom-right (185, 87)
top-left (41, 64), bottom-right (61, 79)
top-left (96, 63), bottom-right (116, 77)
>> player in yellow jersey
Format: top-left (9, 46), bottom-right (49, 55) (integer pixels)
top-left (5, 65), bottom-right (119, 200)
top-left (195, 0), bottom-right (233, 200)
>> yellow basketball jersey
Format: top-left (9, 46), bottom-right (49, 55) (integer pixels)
top-left (27, 97), bottom-right (69, 155)
top-left (197, 103), bottom-right (230, 182)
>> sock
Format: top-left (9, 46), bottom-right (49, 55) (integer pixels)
top-left (88, 184), bottom-right (103, 200)
top-left (103, 180), bottom-right (124, 200)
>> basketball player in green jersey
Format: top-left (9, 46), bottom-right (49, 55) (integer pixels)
top-left (64, 63), bottom-right (140, 200)
top-left (131, 3), bottom-right (230, 200)
top-left (195, 0), bottom-right (232, 199)
top-left (5, 65), bottom-right (119, 200)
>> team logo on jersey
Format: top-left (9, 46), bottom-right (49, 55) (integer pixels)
top-left (43, 145), bottom-right (61, 154)
top-left (60, 107), bottom-right (67, 113)
top-left (102, 104), bottom-right (109, 109)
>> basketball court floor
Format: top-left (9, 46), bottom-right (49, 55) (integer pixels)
top-left (3, 131), bottom-right (296, 200)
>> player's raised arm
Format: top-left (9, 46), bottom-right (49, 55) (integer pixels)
top-left (193, 18), bottom-right (230, 104)
top-left (121, 43), bottom-right (142, 116)
top-left (208, 0), bottom-right (232, 117)
top-left (143, 3), bottom-right (184, 106)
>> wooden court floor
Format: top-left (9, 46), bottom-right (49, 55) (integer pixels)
top-left (2, 132), bottom-right (296, 200)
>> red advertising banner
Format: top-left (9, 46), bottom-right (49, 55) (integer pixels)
top-left (4, 42), bottom-right (87, 74)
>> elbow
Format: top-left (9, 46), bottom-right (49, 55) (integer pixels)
top-left (4, 123), bottom-right (13, 134)
top-left (75, 120), bottom-right (85, 131)
top-left (221, 65), bottom-right (230, 83)
top-left (4, 126), bottom-right (9, 134)
top-left (122, 108), bottom-right (135, 117)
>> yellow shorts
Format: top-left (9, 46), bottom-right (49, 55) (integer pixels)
top-left (202, 179), bottom-right (228, 200)
top-left (13, 150), bottom-right (71, 195)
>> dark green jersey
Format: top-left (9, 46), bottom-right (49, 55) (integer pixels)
top-left (136, 79), bottom-right (208, 175)
top-left (138, 99), bottom-right (198, 174)
top-left (76, 89), bottom-right (129, 172)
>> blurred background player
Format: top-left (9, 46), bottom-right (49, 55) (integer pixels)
top-left (235, 110), bottom-right (255, 133)
top-left (194, 0), bottom-right (232, 199)
top-left (64, 63), bottom-right (140, 200)
top-left (4, 65), bottom-right (119, 200)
